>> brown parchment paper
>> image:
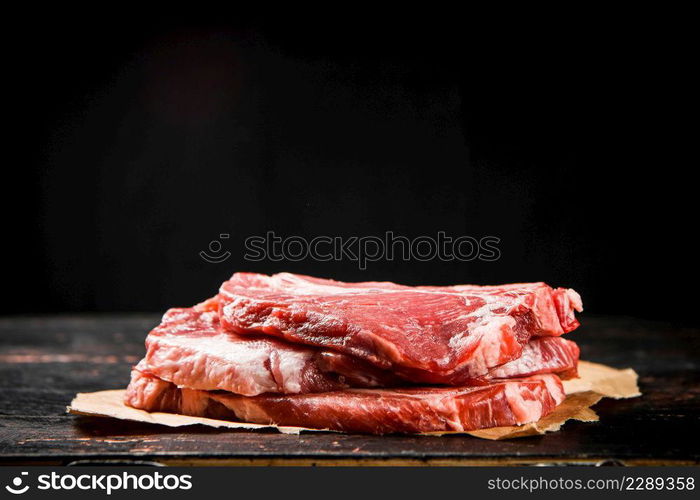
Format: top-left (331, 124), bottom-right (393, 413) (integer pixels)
top-left (67, 360), bottom-right (640, 440)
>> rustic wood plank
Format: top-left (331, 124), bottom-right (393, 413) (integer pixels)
top-left (0, 314), bottom-right (698, 465)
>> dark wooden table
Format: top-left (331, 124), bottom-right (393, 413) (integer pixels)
top-left (0, 314), bottom-right (698, 466)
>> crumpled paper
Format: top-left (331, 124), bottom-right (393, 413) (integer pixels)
top-left (67, 360), bottom-right (640, 440)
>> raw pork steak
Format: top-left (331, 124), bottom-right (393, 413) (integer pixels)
top-left (489, 336), bottom-right (579, 380)
top-left (218, 273), bottom-right (582, 384)
top-left (139, 300), bottom-right (578, 395)
top-left (139, 299), bottom-right (400, 396)
top-left (125, 369), bottom-right (566, 435)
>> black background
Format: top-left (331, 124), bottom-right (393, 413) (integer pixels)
top-left (5, 9), bottom-right (694, 320)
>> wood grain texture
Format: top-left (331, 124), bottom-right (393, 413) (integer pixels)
top-left (0, 314), bottom-right (698, 465)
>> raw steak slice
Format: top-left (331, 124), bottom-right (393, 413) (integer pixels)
top-left (488, 336), bottom-right (580, 380)
top-left (125, 370), bottom-right (566, 435)
top-left (318, 335), bottom-right (578, 385)
top-left (218, 273), bottom-right (582, 384)
top-left (139, 300), bottom-right (401, 396)
top-left (140, 305), bottom-right (578, 395)
top-left (421, 283), bottom-right (582, 335)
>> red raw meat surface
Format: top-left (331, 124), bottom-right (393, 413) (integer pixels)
top-left (218, 273), bottom-right (582, 384)
top-left (137, 301), bottom-right (579, 396)
top-left (139, 299), bottom-right (401, 396)
top-left (488, 336), bottom-right (579, 380)
top-left (125, 369), bottom-right (566, 435)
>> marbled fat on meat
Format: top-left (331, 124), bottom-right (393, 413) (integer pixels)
top-left (488, 336), bottom-right (580, 380)
top-left (139, 299), bottom-right (401, 396)
top-left (124, 272), bottom-right (583, 434)
top-left (138, 300), bottom-right (579, 396)
top-left (218, 273), bottom-right (582, 384)
top-left (125, 369), bottom-right (566, 435)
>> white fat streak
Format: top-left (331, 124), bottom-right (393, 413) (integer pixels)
top-left (566, 288), bottom-right (584, 312)
top-left (504, 382), bottom-right (544, 424)
top-left (489, 340), bottom-right (540, 378)
top-left (437, 396), bottom-right (465, 432)
top-left (236, 273), bottom-right (531, 311)
top-left (213, 394), bottom-right (275, 423)
top-left (534, 374), bottom-right (566, 405)
top-left (448, 315), bottom-right (516, 376)
top-left (150, 333), bottom-right (314, 396)
top-left (275, 352), bottom-right (307, 393)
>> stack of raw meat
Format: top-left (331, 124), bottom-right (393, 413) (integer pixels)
top-left (125, 272), bottom-right (583, 434)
